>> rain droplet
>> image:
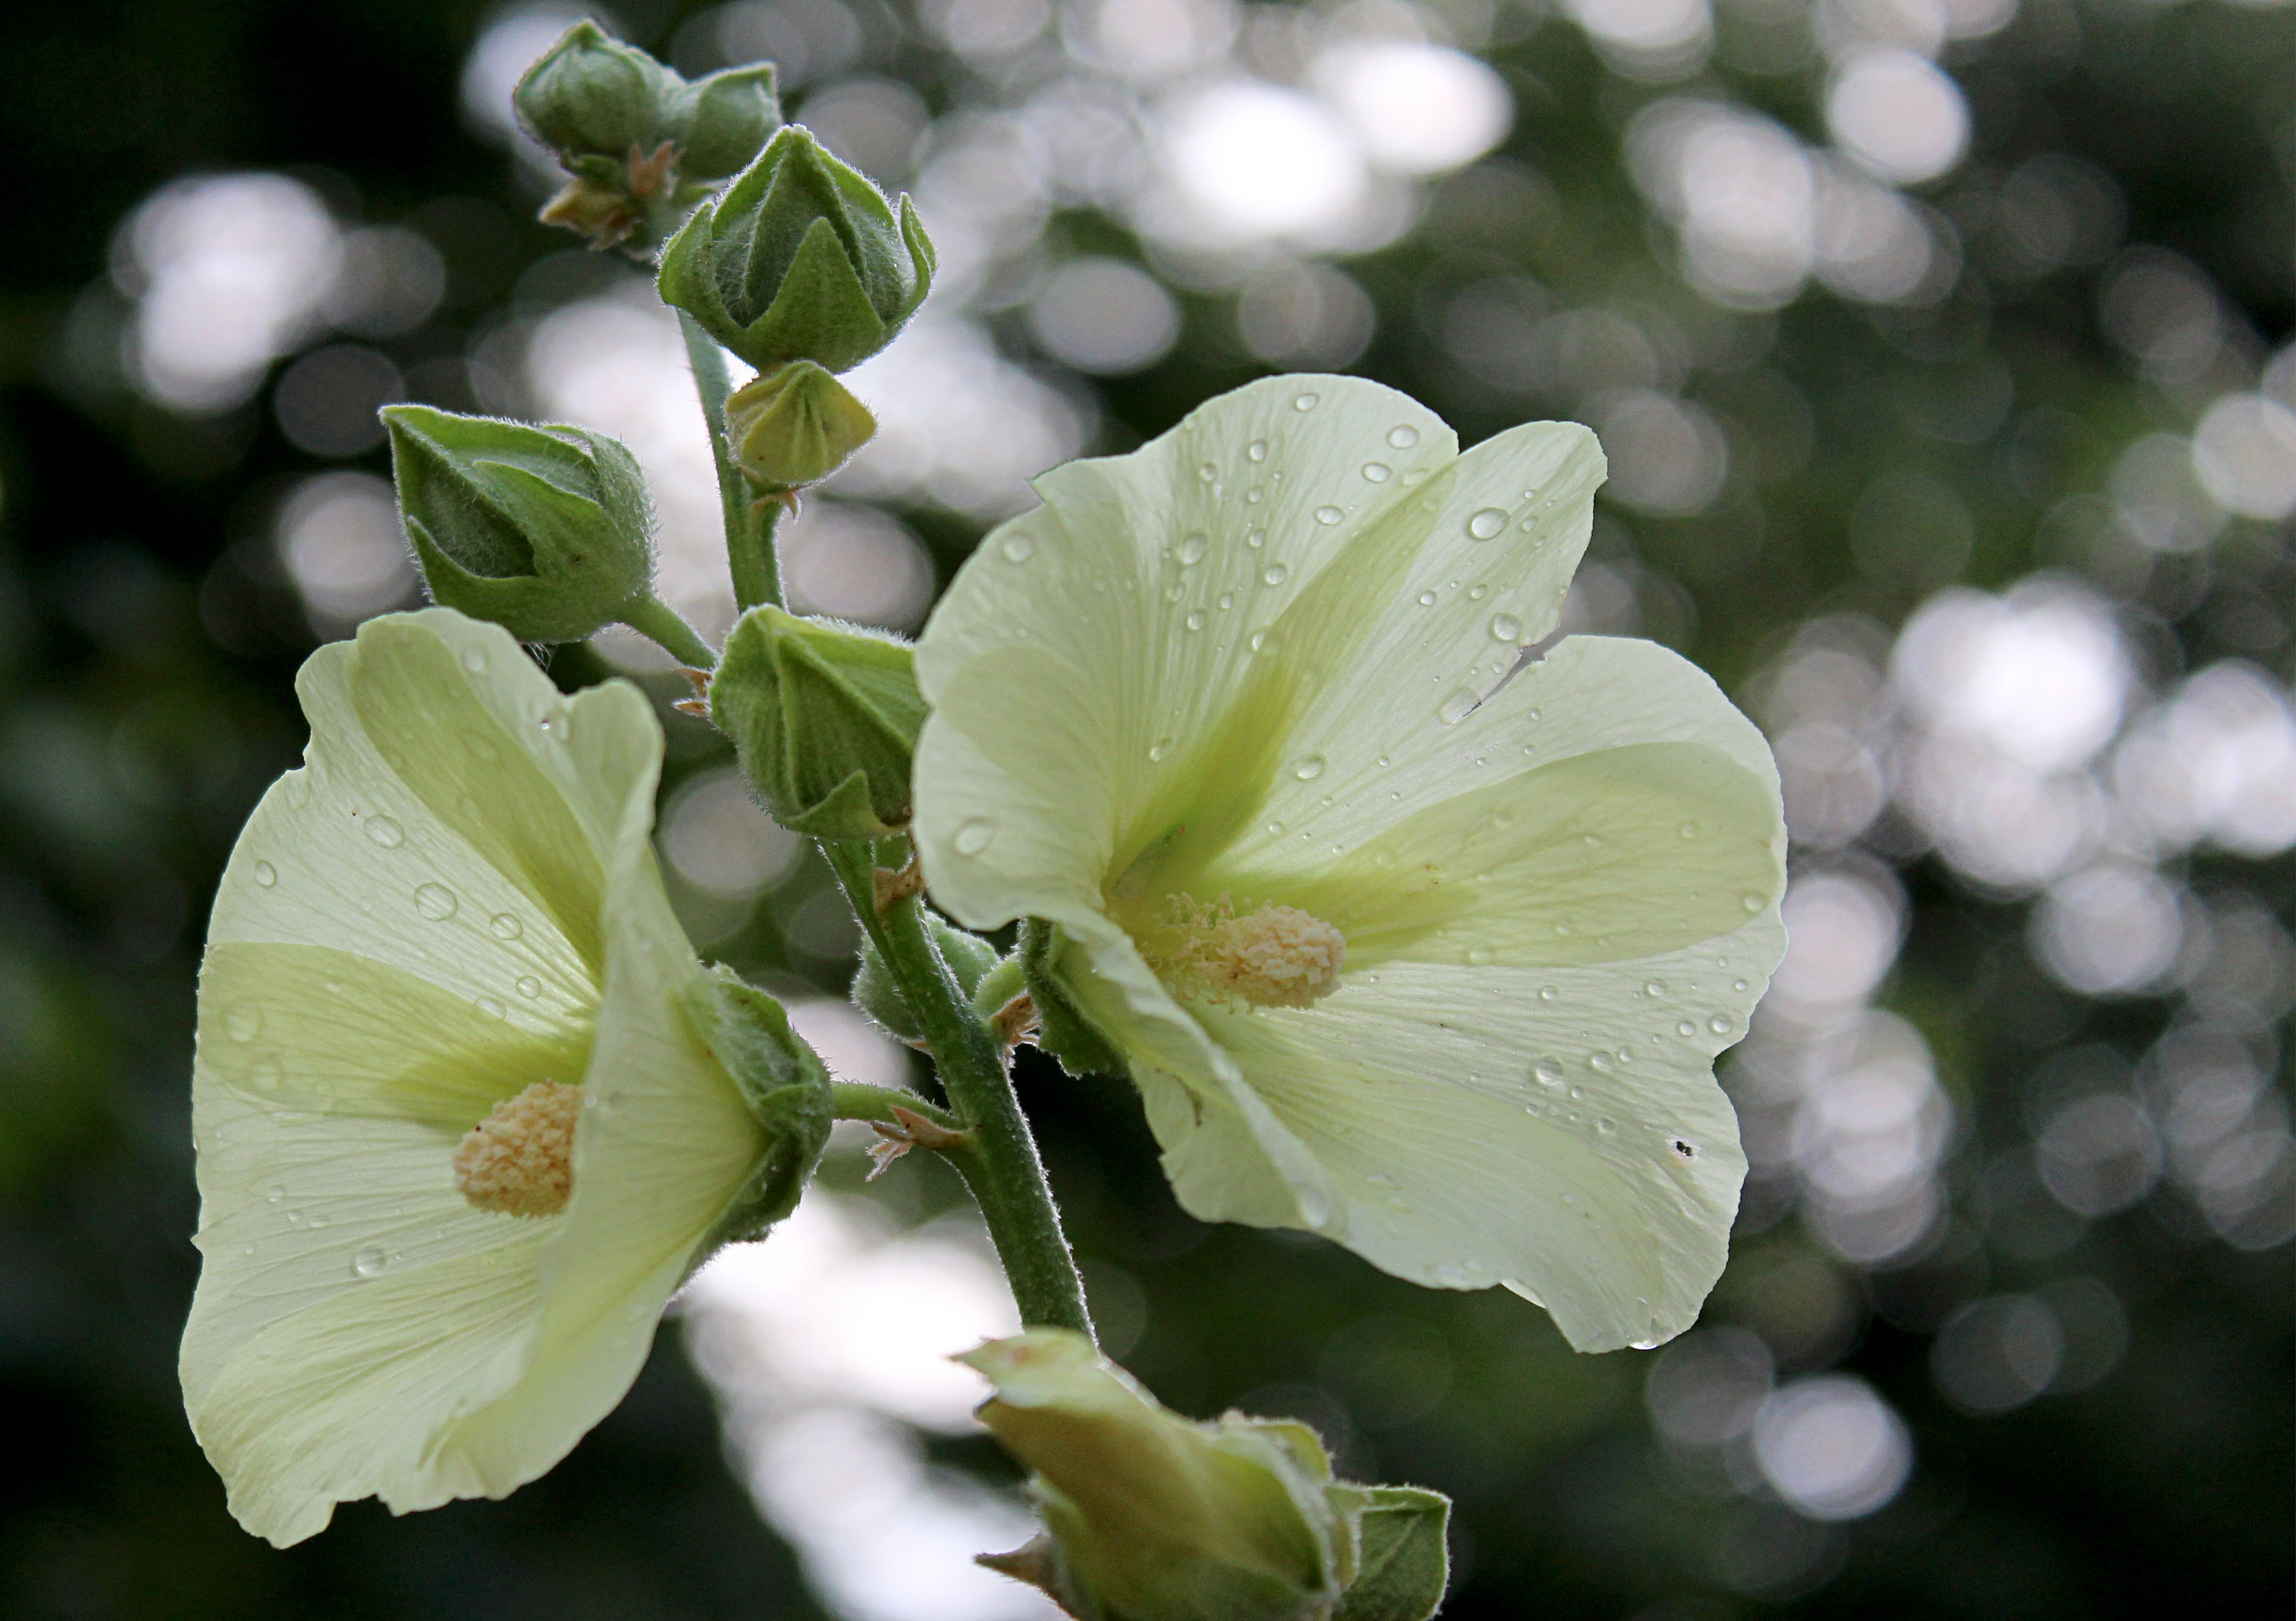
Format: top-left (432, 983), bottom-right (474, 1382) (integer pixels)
top-left (414, 883), bottom-right (458, 921)
top-left (1437, 687), bottom-right (1479, 724)
top-left (1387, 424), bottom-right (1421, 448)
top-left (1262, 563), bottom-right (1289, 585)
top-left (1417, 590), bottom-right (1438, 606)
top-left (1292, 391), bottom-right (1320, 411)
top-left (1291, 754), bottom-right (1326, 780)
top-left (1001, 534), bottom-right (1035, 563)
top-left (266, 1186), bottom-right (283, 1203)
top-left (224, 1003), bottom-right (263, 1043)
top-left (1539, 984), bottom-right (1558, 1001)
top-left (1679, 822), bottom-right (1699, 840)
top-left (364, 816), bottom-right (404, 849)
top-left (954, 818), bottom-right (996, 856)
top-left (1176, 532), bottom-right (1207, 565)
top-left (1741, 892), bottom-right (1765, 913)
top-left (1733, 978), bottom-right (1750, 993)
top-left (352, 1249), bottom-right (388, 1279)
top-left (1710, 1015), bottom-right (1733, 1035)
top-left (1645, 980), bottom-right (1667, 998)
top-left (253, 861), bottom-right (278, 887)
top-left (1467, 508), bottom-right (1508, 541)
top-left (1197, 461), bottom-right (1217, 482)
top-left (516, 975), bottom-right (542, 998)
top-left (1185, 609), bottom-right (1207, 631)
top-left (1312, 505), bottom-right (1344, 526)
top-left (1596, 1117), bottom-right (1617, 1134)
top-left (285, 1209), bottom-right (303, 1225)
top-left (1489, 613), bottom-right (1522, 641)
top-left (1149, 736), bottom-right (1175, 762)
top-left (1362, 461), bottom-right (1392, 483)
top-left (1466, 945), bottom-right (1496, 966)
top-left (475, 996), bottom-right (507, 1019)
top-left (1249, 629), bottom-right (1272, 653)
top-left (489, 914), bottom-right (523, 940)
top-left (1677, 1019), bottom-right (1699, 1037)
top-left (461, 647), bottom-right (488, 673)
top-left (1245, 525), bottom-right (1267, 548)
top-left (1248, 438), bottom-right (1269, 462)
top-left (1533, 1058), bottom-right (1564, 1087)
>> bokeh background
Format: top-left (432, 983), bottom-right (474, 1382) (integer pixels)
top-left (3, 0), bottom-right (2291, 1614)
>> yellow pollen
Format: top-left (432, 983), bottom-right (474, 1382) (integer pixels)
top-left (453, 1080), bottom-right (582, 1217)
top-left (1150, 894), bottom-right (1347, 1010)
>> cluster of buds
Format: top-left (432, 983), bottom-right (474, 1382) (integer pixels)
top-left (515, 21), bottom-right (781, 250)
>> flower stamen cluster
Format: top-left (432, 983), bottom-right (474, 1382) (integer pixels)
top-left (452, 1081), bottom-right (583, 1217)
top-left (1144, 894), bottom-right (1347, 1011)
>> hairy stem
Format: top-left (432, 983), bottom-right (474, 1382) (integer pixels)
top-left (830, 1081), bottom-right (958, 1133)
top-left (620, 591), bottom-right (716, 670)
top-left (823, 840), bottom-right (1094, 1340)
top-left (677, 309), bottom-right (781, 612)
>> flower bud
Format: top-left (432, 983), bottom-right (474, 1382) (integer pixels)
top-left (382, 405), bottom-right (656, 644)
top-left (710, 605), bottom-right (926, 839)
top-left (681, 966), bottom-right (833, 1244)
top-left (961, 1329), bottom-right (1367, 1621)
top-left (658, 126), bottom-right (934, 373)
top-left (515, 22), bottom-right (782, 249)
top-left (852, 920), bottom-right (1002, 1041)
top-left (726, 361), bottom-right (877, 490)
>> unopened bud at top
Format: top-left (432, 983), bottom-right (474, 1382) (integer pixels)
top-left (681, 966), bottom-right (833, 1245)
top-left (658, 126), bottom-right (934, 373)
top-left (709, 605), bottom-right (927, 839)
top-left (515, 21), bottom-right (780, 249)
top-left (382, 405), bottom-right (656, 644)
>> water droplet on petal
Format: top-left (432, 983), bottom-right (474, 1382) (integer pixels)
top-left (1245, 525), bottom-right (1267, 548)
top-left (1291, 754), bottom-right (1326, 781)
top-left (1645, 980), bottom-right (1667, 998)
top-left (1489, 613), bottom-right (1522, 641)
top-left (1198, 461), bottom-right (1218, 482)
top-left (1741, 892), bottom-right (1765, 913)
top-left (1149, 736), bottom-right (1175, 762)
top-left (1001, 534), bottom-right (1035, 563)
top-left (1292, 391), bottom-right (1320, 411)
top-left (489, 913), bottom-right (523, 940)
top-left (516, 975), bottom-right (542, 998)
top-left (1248, 438), bottom-right (1269, 462)
top-left (224, 1003), bottom-right (263, 1043)
top-left (1438, 687), bottom-right (1479, 724)
top-left (1362, 461), bottom-right (1391, 483)
top-left (1313, 505), bottom-right (1343, 526)
top-left (475, 996), bottom-right (507, 1019)
top-left (1466, 945), bottom-right (1495, 966)
top-left (1532, 1058), bottom-right (1563, 1087)
top-left (1710, 1015), bottom-right (1733, 1035)
top-left (1185, 609), bottom-right (1206, 631)
top-left (954, 818), bottom-right (996, 856)
top-left (1679, 822), bottom-right (1700, 840)
top-left (462, 647), bottom-right (488, 673)
top-left (414, 882), bottom-right (457, 921)
top-left (1417, 590), bottom-right (1438, 606)
top-left (252, 861), bottom-right (277, 887)
top-left (1176, 532), bottom-right (1207, 565)
top-left (1387, 424), bottom-right (1420, 448)
top-left (1733, 978), bottom-right (1750, 993)
top-left (1467, 508), bottom-right (1508, 541)
top-left (1262, 563), bottom-right (1289, 585)
top-left (1677, 1019), bottom-right (1699, 1037)
top-left (352, 1249), bottom-right (388, 1279)
top-left (364, 816), bottom-right (404, 849)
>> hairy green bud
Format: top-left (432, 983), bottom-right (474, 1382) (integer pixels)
top-left (515, 21), bottom-right (781, 249)
top-left (382, 405), bottom-right (655, 644)
top-left (852, 918), bottom-right (1002, 1042)
top-left (658, 125), bottom-right (934, 373)
top-left (710, 605), bottom-right (927, 839)
top-left (725, 361), bottom-right (877, 490)
top-left (681, 965), bottom-right (833, 1246)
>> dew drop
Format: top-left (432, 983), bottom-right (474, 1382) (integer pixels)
top-left (364, 816), bottom-right (404, 849)
top-left (1149, 736), bottom-right (1176, 762)
top-left (352, 1249), bottom-right (388, 1280)
top-left (1245, 525), bottom-right (1267, 548)
top-left (1733, 978), bottom-right (1750, 993)
top-left (1437, 687), bottom-right (1479, 724)
top-left (1679, 822), bottom-right (1700, 840)
top-left (414, 882), bottom-right (458, 921)
top-left (1361, 461), bottom-right (1392, 483)
top-left (1710, 1015), bottom-right (1733, 1035)
top-left (1741, 892), bottom-right (1765, 913)
top-left (224, 1003), bottom-right (263, 1044)
top-left (1532, 1058), bottom-right (1564, 1087)
top-left (1292, 391), bottom-right (1320, 411)
top-left (1291, 754), bottom-right (1327, 781)
top-left (1539, 984), bottom-right (1558, 1001)
top-left (461, 646), bottom-right (488, 673)
top-left (253, 861), bottom-right (278, 887)
top-left (1466, 945), bottom-right (1496, 966)
top-left (1467, 508), bottom-right (1508, 541)
top-left (1312, 505), bottom-right (1344, 526)
top-left (489, 913), bottom-right (523, 940)
top-left (1596, 1117), bottom-right (1617, 1135)
top-left (1176, 532), bottom-right (1207, 565)
top-left (1469, 583), bottom-right (1488, 601)
top-left (1262, 563), bottom-right (1289, 585)
top-left (1677, 1019), bottom-right (1699, 1037)
top-left (475, 996), bottom-right (507, 1019)
top-left (1185, 609), bottom-right (1207, 631)
top-left (1645, 979), bottom-right (1667, 998)
top-left (1387, 424), bottom-right (1421, 448)
top-left (1489, 612), bottom-right (1522, 641)
top-left (1217, 591), bottom-right (1235, 610)
top-left (1417, 590), bottom-right (1438, 606)
top-left (954, 818), bottom-right (996, 856)
top-left (1248, 438), bottom-right (1269, 462)
top-left (1001, 534), bottom-right (1036, 563)
top-left (285, 1209), bottom-right (303, 1225)
top-left (1197, 461), bottom-right (1217, 483)
top-left (1249, 629), bottom-right (1272, 653)
top-left (516, 975), bottom-right (542, 998)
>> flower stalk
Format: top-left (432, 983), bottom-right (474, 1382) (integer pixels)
top-left (821, 838), bottom-right (1093, 1340)
top-left (678, 309), bottom-right (783, 611)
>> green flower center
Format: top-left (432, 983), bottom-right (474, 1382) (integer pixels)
top-left (452, 1080), bottom-right (582, 1217)
top-left (1141, 894), bottom-right (1347, 1011)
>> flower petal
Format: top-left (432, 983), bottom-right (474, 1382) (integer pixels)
top-left (916, 375), bottom-right (1453, 929)
top-left (1156, 919), bottom-right (1781, 1352)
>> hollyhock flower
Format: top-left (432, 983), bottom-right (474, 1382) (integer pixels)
top-left (914, 375), bottom-right (1785, 1351)
top-left (182, 609), bottom-right (801, 1544)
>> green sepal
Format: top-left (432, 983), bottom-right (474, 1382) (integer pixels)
top-left (970, 950), bottom-right (1027, 1021)
top-left (852, 917), bottom-right (1002, 1041)
top-left (681, 965), bottom-right (832, 1246)
top-left (514, 21), bottom-right (677, 162)
top-left (383, 404), bottom-right (655, 644)
top-left (677, 62), bottom-right (782, 183)
top-left (658, 126), bottom-right (933, 373)
top-left (710, 605), bottom-right (927, 839)
top-left (1021, 919), bottom-right (1126, 1080)
top-left (1333, 1487), bottom-right (1450, 1621)
top-left (725, 360), bottom-right (877, 490)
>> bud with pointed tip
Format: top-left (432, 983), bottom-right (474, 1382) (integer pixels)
top-left (681, 965), bottom-right (833, 1245)
top-left (710, 605), bottom-right (927, 839)
top-left (852, 919), bottom-right (1002, 1041)
top-left (658, 125), bottom-right (934, 373)
top-left (961, 1329), bottom-right (1375, 1621)
top-left (726, 360), bottom-right (877, 490)
top-left (382, 405), bottom-right (657, 644)
top-left (515, 21), bottom-right (781, 249)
